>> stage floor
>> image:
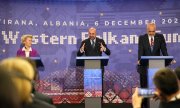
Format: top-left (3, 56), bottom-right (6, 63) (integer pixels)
top-left (55, 103), bottom-right (132, 108)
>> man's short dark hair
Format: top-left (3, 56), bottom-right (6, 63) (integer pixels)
top-left (175, 66), bottom-right (180, 80)
top-left (153, 68), bottom-right (179, 96)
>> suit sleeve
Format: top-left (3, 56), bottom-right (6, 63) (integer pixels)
top-left (16, 49), bottom-right (21, 57)
top-left (101, 39), bottom-right (111, 55)
top-left (77, 41), bottom-right (85, 56)
top-left (138, 36), bottom-right (143, 60)
top-left (160, 34), bottom-right (168, 56)
top-left (34, 49), bottom-right (40, 57)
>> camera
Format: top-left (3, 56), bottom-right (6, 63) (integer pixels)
top-left (138, 88), bottom-right (155, 98)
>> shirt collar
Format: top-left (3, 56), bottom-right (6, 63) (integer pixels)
top-left (22, 47), bottom-right (32, 51)
top-left (91, 38), bottom-right (96, 42)
top-left (148, 35), bottom-right (154, 38)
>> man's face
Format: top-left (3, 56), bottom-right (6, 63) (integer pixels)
top-left (88, 29), bottom-right (96, 40)
top-left (24, 37), bottom-right (32, 47)
top-left (147, 25), bottom-right (156, 36)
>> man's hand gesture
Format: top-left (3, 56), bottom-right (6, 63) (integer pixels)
top-left (100, 43), bottom-right (106, 52)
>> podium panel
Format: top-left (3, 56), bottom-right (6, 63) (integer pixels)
top-left (148, 68), bottom-right (159, 89)
top-left (30, 57), bottom-right (44, 71)
top-left (84, 69), bottom-right (102, 97)
top-left (140, 56), bottom-right (174, 108)
top-left (85, 60), bottom-right (100, 69)
top-left (76, 56), bottom-right (109, 108)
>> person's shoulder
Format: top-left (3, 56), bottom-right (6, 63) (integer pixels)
top-left (96, 37), bottom-right (104, 42)
top-left (82, 38), bottom-right (89, 43)
top-left (31, 48), bottom-right (38, 53)
top-left (155, 33), bottom-right (164, 37)
top-left (32, 48), bottom-right (37, 51)
top-left (17, 48), bottom-right (23, 52)
top-left (139, 34), bottom-right (147, 39)
top-left (160, 99), bottom-right (180, 108)
top-left (155, 33), bottom-right (164, 39)
top-left (25, 98), bottom-right (56, 108)
top-left (34, 91), bottom-right (53, 104)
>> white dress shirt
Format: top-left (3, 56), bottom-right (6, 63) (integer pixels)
top-left (148, 36), bottom-right (154, 46)
top-left (22, 47), bottom-right (32, 57)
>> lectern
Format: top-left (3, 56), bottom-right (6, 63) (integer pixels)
top-left (76, 56), bottom-right (109, 108)
top-left (140, 56), bottom-right (173, 108)
top-left (30, 57), bottom-right (44, 71)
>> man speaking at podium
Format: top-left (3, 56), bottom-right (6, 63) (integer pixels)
top-left (77, 27), bottom-right (110, 56)
top-left (138, 23), bottom-right (168, 88)
top-left (138, 23), bottom-right (168, 63)
top-left (77, 27), bottom-right (110, 104)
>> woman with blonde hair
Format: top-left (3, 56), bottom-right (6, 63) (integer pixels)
top-left (17, 34), bottom-right (39, 57)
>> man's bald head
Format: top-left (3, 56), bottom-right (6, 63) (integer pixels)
top-left (88, 27), bottom-right (96, 40)
top-left (147, 23), bottom-right (156, 36)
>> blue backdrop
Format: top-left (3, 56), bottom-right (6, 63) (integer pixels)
top-left (0, 0), bottom-right (180, 103)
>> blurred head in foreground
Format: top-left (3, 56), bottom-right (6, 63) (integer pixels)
top-left (0, 57), bottom-right (35, 104)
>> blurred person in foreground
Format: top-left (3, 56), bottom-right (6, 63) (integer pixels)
top-left (0, 66), bottom-right (21, 108)
top-left (23, 58), bottom-right (53, 104)
top-left (0, 57), bottom-right (56, 108)
top-left (132, 68), bottom-right (180, 108)
top-left (175, 66), bottom-right (180, 83)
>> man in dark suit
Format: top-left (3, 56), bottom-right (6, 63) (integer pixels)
top-left (138, 23), bottom-right (168, 88)
top-left (77, 27), bottom-right (110, 104)
top-left (138, 23), bottom-right (168, 61)
top-left (137, 23), bottom-right (169, 108)
top-left (77, 27), bottom-right (110, 56)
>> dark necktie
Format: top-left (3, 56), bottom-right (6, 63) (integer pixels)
top-left (150, 37), bottom-right (154, 51)
top-left (92, 40), bottom-right (95, 48)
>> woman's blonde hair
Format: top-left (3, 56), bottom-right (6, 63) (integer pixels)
top-left (0, 57), bottom-right (34, 104)
top-left (21, 34), bottom-right (33, 44)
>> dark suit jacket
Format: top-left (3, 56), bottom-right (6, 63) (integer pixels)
top-left (77, 37), bottom-right (110, 56)
top-left (33, 91), bottom-right (53, 105)
top-left (23, 98), bottom-right (56, 108)
top-left (159, 99), bottom-right (180, 108)
top-left (138, 33), bottom-right (168, 60)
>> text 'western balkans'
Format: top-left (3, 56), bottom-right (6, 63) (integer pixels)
top-left (1, 31), bottom-right (180, 45)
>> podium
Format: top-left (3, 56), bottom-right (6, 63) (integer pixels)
top-left (140, 56), bottom-right (173, 108)
top-left (30, 57), bottom-right (44, 71)
top-left (76, 56), bottom-right (109, 108)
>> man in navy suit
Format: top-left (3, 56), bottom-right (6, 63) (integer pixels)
top-left (138, 23), bottom-right (168, 87)
top-left (138, 23), bottom-right (168, 62)
top-left (77, 27), bottom-right (110, 56)
top-left (77, 27), bottom-right (110, 103)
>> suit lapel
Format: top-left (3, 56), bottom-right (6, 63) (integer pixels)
top-left (87, 38), bottom-right (93, 49)
top-left (152, 34), bottom-right (158, 54)
top-left (95, 38), bottom-right (99, 48)
top-left (145, 35), bottom-right (151, 53)
top-left (20, 49), bottom-right (26, 57)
